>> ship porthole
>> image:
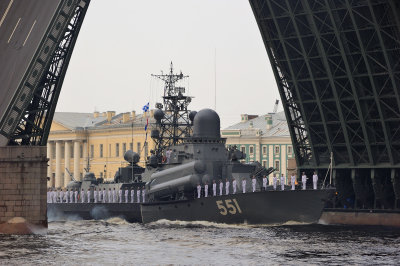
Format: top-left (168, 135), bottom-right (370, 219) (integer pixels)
top-left (200, 202), bottom-right (204, 206)
top-left (187, 204), bottom-right (191, 207)
top-left (175, 205), bottom-right (178, 208)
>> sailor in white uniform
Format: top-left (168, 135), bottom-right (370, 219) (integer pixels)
top-left (273, 174), bottom-right (278, 190)
top-left (252, 176), bottom-right (257, 192)
top-left (204, 182), bottom-right (209, 198)
top-left (225, 179), bottom-right (230, 195)
top-left (242, 178), bottom-right (246, 193)
top-left (142, 187), bottom-right (146, 203)
top-left (137, 189), bottom-right (141, 203)
top-left (69, 189), bottom-right (74, 203)
top-left (301, 172), bottom-right (308, 190)
top-left (197, 184), bottom-right (201, 198)
top-left (301, 172), bottom-right (307, 190)
top-left (86, 189), bottom-right (90, 203)
top-left (280, 174), bottom-right (285, 191)
top-left (112, 188), bottom-right (117, 203)
top-left (131, 188), bottom-right (135, 203)
top-left (119, 188), bottom-right (122, 203)
top-left (232, 178), bottom-right (237, 194)
top-left (59, 189), bottom-right (64, 203)
top-left (312, 171), bottom-right (318, 190)
top-left (103, 188), bottom-right (107, 203)
top-left (94, 188), bottom-right (98, 203)
top-left (80, 189), bottom-right (85, 203)
top-left (262, 175), bottom-right (268, 191)
top-left (219, 180), bottom-right (223, 196)
top-left (54, 189), bottom-right (58, 203)
top-left (125, 189), bottom-right (129, 203)
top-left (98, 188), bottom-right (102, 203)
top-left (65, 189), bottom-right (69, 203)
top-left (108, 188), bottom-right (112, 203)
top-left (290, 174), bottom-right (296, 190)
top-left (74, 189), bottom-right (78, 203)
top-left (47, 189), bottom-right (50, 203)
top-left (212, 180), bottom-right (217, 197)
top-left (51, 189), bottom-right (55, 203)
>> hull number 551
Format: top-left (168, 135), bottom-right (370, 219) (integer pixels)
top-left (216, 199), bottom-right (242, 215)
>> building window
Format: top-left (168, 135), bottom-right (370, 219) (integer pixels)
top-left (80, 144), bottom-right (83, 158)
top-left (262, 146), bottom-right (267, 154)
top-left (262, 160), bottom-right (267, 168)
top-left (275, 160), bottom-right (280, 171)
top-left (249, 146), bottom-right (254, 154)
top-left (288, 145), bottom-right (292, 154)
top-left (137, 142), bottom-right (141, 156)
top-left (275, 146), bottom-right (280, 154)
top-left (116, 143), bottom-right (120, 157)
top-left (241, 146), bottom-right (245, 153)
top-left (130, 142), bottom-right (133, 151)
top-left (90, 145), bottom-right (94, 158)
top-left (100, 144), bottom-right (103, 158)
top-left (123, 143), bottom-right (127, 155)
top-left (100, 172), bottom-right (103, 178)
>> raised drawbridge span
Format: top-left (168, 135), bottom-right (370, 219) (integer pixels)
top-left (250, 0), bottom-right (400, 209)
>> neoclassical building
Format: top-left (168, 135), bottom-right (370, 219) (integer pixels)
top-left (221, 111), bottom-right (296, 183)
top-left (47, 110), bottom-right (155, 188)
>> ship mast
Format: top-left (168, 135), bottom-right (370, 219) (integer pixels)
top-left (151, 62), bottom-right (193, 159)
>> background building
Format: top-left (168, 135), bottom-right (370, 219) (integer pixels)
top-left (221, 111), bottom-right (295, 183)
top-left (47, 110), bottom-right (155, 188)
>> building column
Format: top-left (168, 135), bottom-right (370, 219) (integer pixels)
top-left (64, 141), bottom-right (71, 186)
top-left (47, 141), bottom-right (52, 187)
top-left (73, 141), bottom-right (80, 181)
top-left (55, 141), bottom-right (62, 188)
top-left (80, 141), bottom-right (88, 180)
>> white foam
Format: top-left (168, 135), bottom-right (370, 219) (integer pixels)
top-left (105, 217), bottom-right (130, 225)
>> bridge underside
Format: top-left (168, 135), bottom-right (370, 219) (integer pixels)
top-left (250, 0), bottom-right (400, 208)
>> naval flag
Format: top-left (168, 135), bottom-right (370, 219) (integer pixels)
top-left (142, 102), bottom-right (150, 112)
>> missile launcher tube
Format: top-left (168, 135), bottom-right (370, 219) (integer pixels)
top-left (148, 174), bottom-right (201, 198)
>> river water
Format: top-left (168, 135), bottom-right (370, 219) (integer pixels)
top-left (0, 219), bottom-right (399, 265)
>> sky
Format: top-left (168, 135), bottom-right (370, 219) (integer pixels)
top-left (57, 0), bottom-right (281, 128)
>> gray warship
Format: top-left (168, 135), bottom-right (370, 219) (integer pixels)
top-left (48, 63), bottom-right (334, 224)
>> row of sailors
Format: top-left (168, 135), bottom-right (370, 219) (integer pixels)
top-left (47, 187), bottom-right (146, 204)
top-left (195, 172), bottom-right (319, 198)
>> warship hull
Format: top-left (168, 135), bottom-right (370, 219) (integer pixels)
top-left (141, 189), bottom-right (334, 224)
top-left (47, 189), bottom-right (333, 225)
top-left (47, 203), bottom-right (142, 223)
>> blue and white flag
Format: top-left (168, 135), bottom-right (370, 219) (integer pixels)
top-left (142, 102), bottom-right (150, 112)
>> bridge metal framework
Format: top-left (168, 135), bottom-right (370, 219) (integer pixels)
top-left (0, 0), bottom-right (90, 146)
top-left (250, 0), bottom-right (400, 209)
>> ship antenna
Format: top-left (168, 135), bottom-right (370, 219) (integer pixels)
top-left (150, 63), bottom-right (192, 163)
top-left (214, 48), bottom-right (217, 111)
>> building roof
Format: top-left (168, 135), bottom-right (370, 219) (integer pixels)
top-left (53, 112), bottom-right (105, 129)
top-left (222, 111), bottom-right (290, 138)
top-left (52, 112), bottom-right (155, 131)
